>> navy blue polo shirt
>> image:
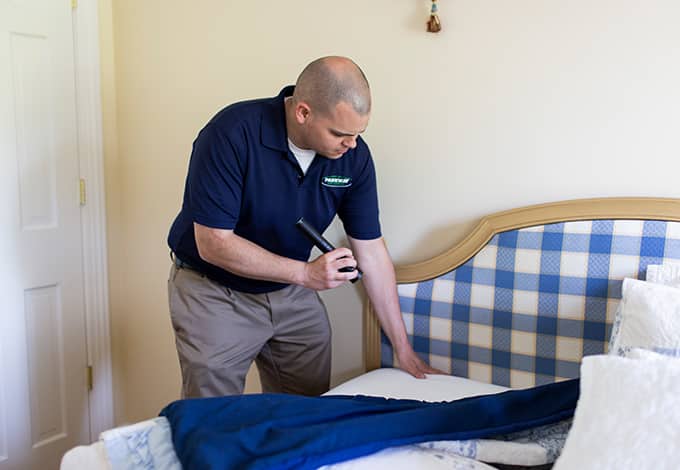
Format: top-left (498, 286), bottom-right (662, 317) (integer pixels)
top-left (167, 86), bottom-right (381, 293)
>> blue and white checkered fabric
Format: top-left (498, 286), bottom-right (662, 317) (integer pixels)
top-left (381, 220), bottom-right (680, 387)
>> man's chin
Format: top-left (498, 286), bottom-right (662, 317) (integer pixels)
top-left (324, 150), bottom-right (347, 159)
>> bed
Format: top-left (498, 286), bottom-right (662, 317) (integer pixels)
top-left (61, 197), bottom-right (680, 470)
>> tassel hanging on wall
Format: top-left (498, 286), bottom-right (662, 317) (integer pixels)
top-left (427, 0), bottom-right (442, 33)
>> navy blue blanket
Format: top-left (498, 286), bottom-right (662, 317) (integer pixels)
top-left (160, 378), bottom-right (578, 470)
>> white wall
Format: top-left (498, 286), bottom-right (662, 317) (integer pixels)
top-left (100, 0), bottom-right (680, 423)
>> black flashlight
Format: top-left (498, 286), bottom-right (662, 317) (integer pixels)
top-left (295, 218), bottom-right (363, 283)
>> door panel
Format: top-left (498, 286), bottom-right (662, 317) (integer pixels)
top-left (0, 0), bottom-right (90, 468)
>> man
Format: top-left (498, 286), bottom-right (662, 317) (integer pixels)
top-left (167, 56), bottom-right (440, 398)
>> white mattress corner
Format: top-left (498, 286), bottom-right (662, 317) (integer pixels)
top-left (324, 368), bottom-right (508, 402)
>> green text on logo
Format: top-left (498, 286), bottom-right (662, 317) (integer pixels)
top-left (321, 176), bottom-right (352, 188)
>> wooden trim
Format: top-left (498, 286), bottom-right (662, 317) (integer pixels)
top-left (363, 197), bottom-right (680, 371)
top-left (397, 198), bottom-right (680, 283)
top-left (363, 302), bottom-right (381, 371)
top-left (74, 1), bottom-right (114, 437)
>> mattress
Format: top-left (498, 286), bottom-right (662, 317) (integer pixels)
top-left (324, 368), bottom-right (508, 400)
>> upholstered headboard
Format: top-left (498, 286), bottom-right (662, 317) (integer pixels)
top-left (364, 198), bottom-right (680, 388)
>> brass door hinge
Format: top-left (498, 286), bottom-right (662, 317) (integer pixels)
top-left (87, 365), bottom-right (94, 391)
top-left (79, 178), bottom-right (86, 206)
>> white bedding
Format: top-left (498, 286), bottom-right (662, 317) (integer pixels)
top-left (61, 369), bottom-right (553, 470)
top-left (60, 440), bottom-right (110, 470)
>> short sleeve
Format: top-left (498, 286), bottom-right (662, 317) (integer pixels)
top-left (337, 148), bottom-right (381, 240)
top-left (186, 123), bottom-right (245, 229)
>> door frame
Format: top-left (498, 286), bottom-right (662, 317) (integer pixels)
top-left (73, 0), bottom-right (114, 438)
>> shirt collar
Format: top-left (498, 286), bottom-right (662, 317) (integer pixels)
top-left (261, 86), bottom-right (294, 152)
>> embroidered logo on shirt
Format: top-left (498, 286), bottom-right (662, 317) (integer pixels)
top-left (321, 176), bottom-right (352, 188)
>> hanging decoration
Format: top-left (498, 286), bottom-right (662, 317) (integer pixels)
top-left (427, 0), bottom-right (442, 33)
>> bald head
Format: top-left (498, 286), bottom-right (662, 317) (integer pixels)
top-left (292, 56), bottom-right (371, 117)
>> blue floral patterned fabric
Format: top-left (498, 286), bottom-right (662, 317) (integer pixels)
top-left (101, 417), bottom-right (181, 470)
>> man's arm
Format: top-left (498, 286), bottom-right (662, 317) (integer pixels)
top-left (194, 223), bottom-right (358, 290)
top-left (349, 236), bottom-right (444, 378)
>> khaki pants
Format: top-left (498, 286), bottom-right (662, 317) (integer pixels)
top-left (167, 264), bottom-right (331, 398)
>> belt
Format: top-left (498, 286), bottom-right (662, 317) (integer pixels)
top-left (171, 252), bottom-right (198, 272)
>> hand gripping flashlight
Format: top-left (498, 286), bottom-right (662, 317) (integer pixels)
top-left (295, 218), bottom-right (363, 283)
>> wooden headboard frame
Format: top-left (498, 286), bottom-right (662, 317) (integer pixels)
top-left (364, 197), bottom-right (680, 371)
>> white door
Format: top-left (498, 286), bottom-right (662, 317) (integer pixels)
top-left (0, 0), bottom-right (90, 469)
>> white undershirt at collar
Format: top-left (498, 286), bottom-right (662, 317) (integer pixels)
top-left (287, 138), bottom-right (316, 175)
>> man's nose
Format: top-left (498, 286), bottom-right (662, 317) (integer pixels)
top-left (343, 136), bottom-right (357, 149)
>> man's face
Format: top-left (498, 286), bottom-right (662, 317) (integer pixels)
top-left (304, 101), bottom-right (370, 159)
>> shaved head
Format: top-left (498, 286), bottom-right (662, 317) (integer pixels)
top-left (292, 56), bottom-right (371, 117)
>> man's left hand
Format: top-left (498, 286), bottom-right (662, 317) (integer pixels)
top-left (395, 348), bottom-right (447, 379)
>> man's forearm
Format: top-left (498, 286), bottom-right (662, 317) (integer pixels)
top-left (350, 238), bottom-right (410, 353)
top-left (351, 236), bottom-right (442, 377)
top-left (194, 223), bottom-right (307, 285)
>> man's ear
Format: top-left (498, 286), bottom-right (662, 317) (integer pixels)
top-left (295, 102), bottom-right (311, 124)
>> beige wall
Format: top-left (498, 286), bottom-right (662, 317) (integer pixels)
top-left (99, 0), bottom-right (680, 424)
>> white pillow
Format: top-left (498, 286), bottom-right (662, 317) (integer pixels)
top-left (553, 354), bottom-right (680, 470)
top-left (646, 262), bottom-right (680, 287)
top-left (608, 264), bottom-right (680, 353)
top-left (608, 278), bottom-right (680, 355)
top-left (624, 346), bottom-right (680, 360)
top-left (607, 303), bottom-right (624, 354)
